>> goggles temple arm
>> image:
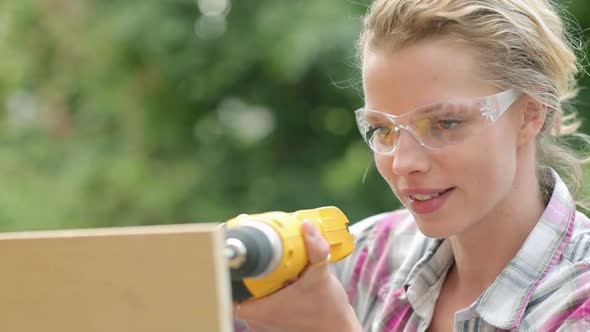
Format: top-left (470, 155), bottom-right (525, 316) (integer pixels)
top-left (495, 89), bottom-right (522, 117)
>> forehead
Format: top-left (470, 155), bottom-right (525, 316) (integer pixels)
top-left (362, 38), bottom-right (497, 114)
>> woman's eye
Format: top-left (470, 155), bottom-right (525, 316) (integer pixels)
top-left (435, 120), bottom-right (461, 130)
top-left (367, 125), bottom-right (391, 138)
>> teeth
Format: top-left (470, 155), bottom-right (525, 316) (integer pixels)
top-left (412, 191), bottom-right (443, 201)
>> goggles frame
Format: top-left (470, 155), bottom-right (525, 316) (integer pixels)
top-left (354, 89), bottom-right (522, 155)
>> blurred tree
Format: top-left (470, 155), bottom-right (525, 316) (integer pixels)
top-left (0, 0), bottom-right (589, 231)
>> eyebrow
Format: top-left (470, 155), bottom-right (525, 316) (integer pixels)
top-left (417, 101), bottom-right (470, 116)
top-left (408, 103), bottom-right (445, 117)
top-left (366, 99), bottom-right (470, 121)
top-left (364, 111), bottom-right (391, 122)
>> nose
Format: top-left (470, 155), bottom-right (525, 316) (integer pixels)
top-left (391, 129), bottom-right (431, 176)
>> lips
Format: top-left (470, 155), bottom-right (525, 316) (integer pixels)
top-left (403, 187), bottom-right (455, 215)
top-left (409, 188), bottom-right (453, 201)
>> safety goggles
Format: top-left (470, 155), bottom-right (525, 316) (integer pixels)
top-left (354, 89), bottom-right (522, 155)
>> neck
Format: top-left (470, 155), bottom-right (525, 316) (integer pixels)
top-left (447, 149), bottom-right (546, 300)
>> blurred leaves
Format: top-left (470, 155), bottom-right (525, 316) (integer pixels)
top-left (0, 0), bottom-right (386, 231)
top-left (0, 0), bottom-right (589, 231)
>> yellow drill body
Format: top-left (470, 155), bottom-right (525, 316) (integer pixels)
top-left (225, 206), bottom-right (355, 300)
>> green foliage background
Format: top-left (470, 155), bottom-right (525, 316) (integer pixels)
top-left (1, 0), bottom-right (590, 231)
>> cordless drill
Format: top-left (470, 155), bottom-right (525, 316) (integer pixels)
top-left (224, 206), bottom-right (355, 301)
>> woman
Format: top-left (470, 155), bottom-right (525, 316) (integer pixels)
top-left (234, 0), bottom-right (590, 331)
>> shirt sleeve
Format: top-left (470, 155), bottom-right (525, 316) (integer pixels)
top-left (538, 261), bottom-right (590, 331)
top-left (329, 213), bottom-right (383, 287)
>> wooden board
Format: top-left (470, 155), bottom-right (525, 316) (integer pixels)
top-left (0, 223), bottom-right (232, 332)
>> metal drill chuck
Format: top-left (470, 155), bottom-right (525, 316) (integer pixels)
top-left (225, 238), bottom-right (247, 269)
top-left (224, 218), bottom-right (283, 301)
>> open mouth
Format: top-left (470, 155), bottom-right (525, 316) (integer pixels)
top-left (409, 188), bottom-right (454, 201)
top-left (407, 187), bottom-right (455, 215)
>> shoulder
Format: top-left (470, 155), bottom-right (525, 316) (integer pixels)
top-left (344, 209), bottom-right (421, 267)
top-left (330, 209), bottom-right (433, 322)
top-left (349, 208), bottom-right (419, 248)
top-left (562, 210), bottom-right (590, 263)
top-left (331, 208), bottom-right (427, 290)
top-left (522, 210), bottom-right (590, 330)
top-left (524, 258), bottom-right (590, 331)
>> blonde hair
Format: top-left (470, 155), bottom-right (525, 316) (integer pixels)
top-left (359, 0), bottom-right (590, 205)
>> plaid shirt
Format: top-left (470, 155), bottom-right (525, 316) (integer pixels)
top-left (331, 169), bottom-right (590, 331)
top-left (235, 170), bottom-right (590, 331)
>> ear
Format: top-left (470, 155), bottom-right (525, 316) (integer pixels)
top-left (517, 94), bottom-right (547, 146)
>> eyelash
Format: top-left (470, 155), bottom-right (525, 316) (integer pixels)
top-left (434, 119), bottom-right (462, 130)
top-left (367, 125), bottom-right (391, 137)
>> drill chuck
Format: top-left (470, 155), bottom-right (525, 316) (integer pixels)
top-left (225, 217), bottom-right (284, 300)
top-left (225, 238), bottom-right (247, 269)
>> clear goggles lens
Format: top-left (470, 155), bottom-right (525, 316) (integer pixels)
top-left (354, 89), bottom-right (521, 154)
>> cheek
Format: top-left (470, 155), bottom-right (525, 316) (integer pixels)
top-left (374, 154), bottom-right (393, 182)
top-left (374, 155), bottom-right (406, 203)
top-left (450, 129), bottom-right (517, 196)
top-left (374, 154), bottom-right (404, 196)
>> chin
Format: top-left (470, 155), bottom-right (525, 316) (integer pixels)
top-left (417, 226), bottom-right (450, 239)
top-left (413, 215), bottom-right (456, 239)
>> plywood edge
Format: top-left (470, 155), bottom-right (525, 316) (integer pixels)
top-left (212, 225), bottom-right (233, 332)
top-left (0, 222), bottom-right (222, 240)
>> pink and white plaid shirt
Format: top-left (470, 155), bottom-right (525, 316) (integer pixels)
top-left (235, 169), bottom-right (590, 331)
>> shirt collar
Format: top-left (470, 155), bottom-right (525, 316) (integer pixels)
top-left (474, 168), bottom-right (576, 329)
top-left (404, 237), bottom-right (453, 319)
top-left (402, 169), bottom-right (576, 329)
